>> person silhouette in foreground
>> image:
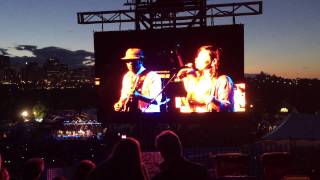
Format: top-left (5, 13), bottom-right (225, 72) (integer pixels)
top-left (0, 153), bottom-right (2, 170)
top-left (73, 160), bottom-right (96, 180)
top-left (22, 158), bottom-right (45, 180)
top-left (0, 153), bottom-right (9, 180)
top-left (0, 153), bottom-right (10, 180)
top-left (152, 130), bottom-right (209, 180)
top-left (0, 167), bottom-right (10, 180)
top-left (89, 137), bottom-right (149, 180)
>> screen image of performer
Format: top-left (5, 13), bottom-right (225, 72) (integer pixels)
top-left (114, 48), bottom-right (162, 112)
top-left (176, 45), bottom-right (234, 112)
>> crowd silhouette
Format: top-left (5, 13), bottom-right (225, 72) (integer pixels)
top-left (0, 130), bottom-right (211, 180)
top-left (152, 130), bottom-right (209, 180)
top-left (89, 137), bottom-right (148, 180)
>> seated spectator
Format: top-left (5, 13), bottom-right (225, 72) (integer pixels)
top-left (152, 130), bottom-right (209, 180)
top-left (53, 176), bottom-right (67, 180)
top-left (22, 158), bottom-right (45, 180)
top-left (0, 153), bottom-right (2, 170)
top-left (0, 153), bottom-right (10, 180)
top-left (73, 160), bottom-right (96, 180)
top-left (89, 137), bottom-right (148, 180)
top-left (0, 167), bottom-right (10, 180)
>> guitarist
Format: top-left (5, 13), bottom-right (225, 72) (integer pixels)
top-left (114, 48), bottom-right (162, 112)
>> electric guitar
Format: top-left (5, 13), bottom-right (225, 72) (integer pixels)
top-left (121, 75), bottom-right (140, 112)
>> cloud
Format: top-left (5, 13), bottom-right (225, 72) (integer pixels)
top-left (85, 56), bottom-right (93, 60)
top-left (82, 59), bottom-right (95, 66)
top-left (0, 48), bottom-right (6, 55)
top-left (6, 46), bottom-right (36, 57)
top-left (15, 45), bottom-right (37, 51)
top-left (83, 56), bottom-right (95, 66)
top-left (2, 45), bottom-right (94, 68)
top-left (0, 48), bottom-right (11, 56)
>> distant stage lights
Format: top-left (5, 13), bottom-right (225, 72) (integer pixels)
top-left (280, 107), bottom-right (289, 113)
top-left (35, 118), bottom-right (44, 123)
top-left (95, 77), bottom-right (101, 86)
top-left (21, 110), bottom-right (29, 118)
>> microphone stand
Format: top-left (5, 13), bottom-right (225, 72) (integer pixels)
top-left (143, 72), bottom-right (178, 112)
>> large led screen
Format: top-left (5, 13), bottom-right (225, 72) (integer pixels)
top-left (95, 25), bottom-right (245, 115)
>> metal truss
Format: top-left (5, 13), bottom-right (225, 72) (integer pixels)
top-left (77, 1), bottom-right (262, 30)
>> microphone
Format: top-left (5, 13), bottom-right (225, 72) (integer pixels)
top-left (176, 64), bottom-right (198, 79)
top-left (183, 62), bottom-right (193, 68)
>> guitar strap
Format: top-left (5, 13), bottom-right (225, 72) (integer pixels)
top-left (129, 70), bottom-right (150, 112)
top-left (135, 70), bottom-right (149, 94)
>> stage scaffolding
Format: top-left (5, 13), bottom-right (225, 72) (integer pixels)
top-left (77, 0), bottom-right (262, 31)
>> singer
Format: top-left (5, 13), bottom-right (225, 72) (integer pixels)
top-left (114, 48), bottom-right (162, 112)
top-left (177, 45), bottom-right (234, 112)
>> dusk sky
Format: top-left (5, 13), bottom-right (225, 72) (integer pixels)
top-left (0, 0), bottom-right (319, 79)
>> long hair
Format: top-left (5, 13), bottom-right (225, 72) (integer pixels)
top-left (108, 137), bottom-right (147, 180)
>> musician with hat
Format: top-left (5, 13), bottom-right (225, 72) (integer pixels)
top-left (114, 48), bottom-right (162, 112)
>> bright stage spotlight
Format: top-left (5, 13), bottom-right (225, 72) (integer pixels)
top-left (21, 110), bottom-right (29, 118)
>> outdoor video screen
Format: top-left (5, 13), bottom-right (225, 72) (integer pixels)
top-left (95, 25), bottom-right (245, 114)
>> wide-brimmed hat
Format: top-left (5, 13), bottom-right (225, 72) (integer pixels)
top-left (121, 48), bottom-right (144, 60)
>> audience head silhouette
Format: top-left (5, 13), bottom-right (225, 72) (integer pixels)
top-left (155, 130), bottom-right (182, 160)
top-left (22, 158), bottom-right (45, 180)
top-left (153, 130), bottom-right (209, 180)
top-left (0, 153), bottom-right (2, 170)
top-left (53, 176), bottom-right (67, 180)
top-left (73, 160), bottom-right (96, 180)
top-left (111, 137), bottom-right (142, 168)
top-left (0, 153), bottom-right (9, 180)
top-left (0, 167), bottom-right (10, 180)
top-left (90, 137), bottom-right (147, 180)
